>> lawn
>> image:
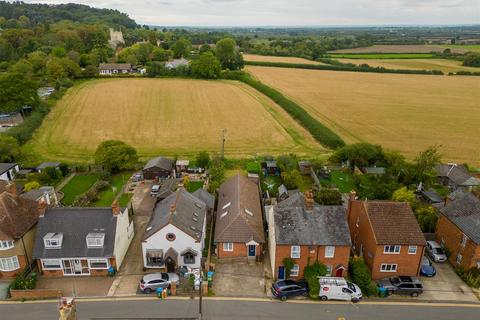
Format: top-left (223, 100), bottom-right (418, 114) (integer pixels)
top-left (187, 180), bottom-right (204, 193)
top-left (118, 193), bottom-right (133, 207)
top-left (329, 45), bottom-right (465, 54)
top-left (93, 172), bottom-right (131, 207)
top-left (336, 58), bottom-right (479, 73)
top-left (246, 66), bottom-right (480, 165)
top-left (28, 78), bottom-right (322, 162)
top-left (60, 174), bottom-right (98, 205)
top-left (243, 54), bottom-right (322, 65)
top-left (321, 171), bottom-right (355, 193)
top-left (440, 44), bottom-right (480, 53)
top-left (328, 53), bottom-right (435, 59)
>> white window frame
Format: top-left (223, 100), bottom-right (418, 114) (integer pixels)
top-left (0, 256), bottom-right (20, 272)
top-left (384, 245), bottom-right (401, 254)
top-left (461, 234), bottom-right (468, 248)
top-left (41, 259), bottom-right (62, 270)
top-left (291, 245), bottom-right (301, 259)
top-left (88, 259), bottom-right (109, 269)
top-left (223, 243), bottom-right (233, 252)
top-left (0, 240), bottom-right (14, 250)
top-left (290, 264), bottom-right (299, 277)
top-left (380, 263), bottom-right (398, 273)
top-left (408, 246), bottom-right (417, 255)
top-left (325, 246), bottom-right (335, 258)
top-left (86, 235), bottom-right (105, 248)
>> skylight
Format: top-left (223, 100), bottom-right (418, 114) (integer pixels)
top-left (220, 211), bottom-right (228, 218)
top-left (222, 202), bottom-right (231, 210)
top-left (245, 208), bottom-right (253, 217)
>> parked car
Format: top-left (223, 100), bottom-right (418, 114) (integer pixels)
top-left (139, 273), bottom-right (180, 294)
top-left (377, 276), bottom-right (423, 297)
top-left (318, 277), bottom-right (362, 302)
top-left (420, 255), bottom-right (436, 277)
top-left (271, 279), bottom-right (308, 301)
top-left (425, 240), bottom-right (447, 263)
top-left (150, 184), bottom-right (160, 196)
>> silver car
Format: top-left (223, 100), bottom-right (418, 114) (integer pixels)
top-left (425, 241), bottom-right (447, 263)
top-left (139, 273), bottom-right (180, 294)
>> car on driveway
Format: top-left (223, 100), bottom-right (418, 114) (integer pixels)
top-left (271, 279), bottom-right (308, 301)
top-left (377, 276), bottom-right (423, 297)
top-left (425, 241), bottom-right (447, 263)
top-left (139, 273), bottom-right (180, 294)
top-left (420, 255), bottom-right (436, 277)
top-left (150, 184), bottom-right (160, 196)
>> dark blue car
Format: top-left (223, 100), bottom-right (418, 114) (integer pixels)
top-left (420, 255), bottom-right (436, 277)
top-left (271, 280), bottom-right (308, 301)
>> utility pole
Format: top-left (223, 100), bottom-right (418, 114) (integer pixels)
top-left (220, 129), bottom-right (227, 159)
top-left (199, 274), bottom-right (203, 320)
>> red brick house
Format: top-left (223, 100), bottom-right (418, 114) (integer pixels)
top-left (347, 197), bottom-right (426, 280)
top-left (436, 191), bottom-right (480, 269)
top-left (214, 175), bottom-right (264, 259)
top-left (266, 191), bottom-right (351, 280)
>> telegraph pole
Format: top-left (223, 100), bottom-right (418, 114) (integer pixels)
top-left (220, 129), bottom-right (227, 159)
top-left (199, 274), bottom-right (203, 320)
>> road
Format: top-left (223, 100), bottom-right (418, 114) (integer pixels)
top-left (1, 298), bottom-right (480, 320)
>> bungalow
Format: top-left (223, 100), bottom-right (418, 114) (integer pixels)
top-left (143, 157), bottom-right (174, 180)
top-left (33, 202), bottom-right (134, 276)
top-left (435, 191), bottom-right (480, 269)
top-left (36, 162), bottom-right (61, 173)
top-left (142, 189), bottom-right (207, 271)
top-left (99, 63), bottom-right (133, 75)
top-left (214, 175), bottom-right (265, 259)
top-left (347, 196), bottom-right (426, 280)
top-left (0, 185), bottom-right (39, 278)
top-left (436, 163), bottom-right (479, 191)
top-left (266, 191), bottom-right (351, 280)
top-left (0, 163), bottom-right (19, 182)
top-left (165, 58), bottom-right (189, 69)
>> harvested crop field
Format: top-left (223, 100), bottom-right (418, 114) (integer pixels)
top-left (243, 54), bottom-right (321, 65)
top-left (247, 66), bottom-right (480, 165)
top-left (29, 78), bottom-right (322, 162)
top-left (330, 44), bottom-right (468, 54)
top-left (337, 58), bottom-right (480, 73)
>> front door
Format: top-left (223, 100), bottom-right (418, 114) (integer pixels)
top-left (336, 268), bottom-right (344, 277)
top-left (248, 245), bottom-right (256, 257)
top-left (73, 259), bottom-right (82, 274)
top-left (165, 257), bottom-right (176, 273)
top-left (278, 266), bottom-right (285, 280)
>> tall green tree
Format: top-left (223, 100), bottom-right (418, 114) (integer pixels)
top-left (94, 140), bottom-right (138, 173)
top-left (331, 143), bottom-right (384, 172)
top-left (0, 135), bottom-right (21, 162)
top-left (191, 52), bottom-right (221, 79)
top-left (215, 38), bottom-right (244, 70)
top-left (0, 73), bottom-right (38, 113)
top-left (171, 38), bottom-right (191, 58)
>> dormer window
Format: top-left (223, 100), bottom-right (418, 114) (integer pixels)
top-left (44, 233), bottom-right (63, 249)
top-left (86, 233), bottom-right (105, 248)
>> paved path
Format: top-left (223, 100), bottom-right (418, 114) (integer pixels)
top-left (56, 173), bottom-right (76, 191)
top-left (212, 260), bottom-right (266, 297)
top-left (1, 298), bottom-right (480, 320)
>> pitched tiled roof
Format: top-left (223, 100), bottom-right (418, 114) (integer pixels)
top-left (143, 189), bottom-right (207, 241)
top-left (99, 63), bottom-right (132, 70)
top-left (439, 192), bottom-right (480, 245)
top-left (214, 175), bottom-right (265, 244)
top-left (192, 188), bottom-right (215, 210)
top-left (274, 192), bottom-right (351, 246)
top-left (0, 192), bottom-right (38, 240)
top-left (436, 164), bottom-right (479, 187)
top-left (144, 157), bottom-right (174, 171)
top-left (352, 200), bottom-right (425, 245)
top-left (0, 163), bottom-right (17, 175)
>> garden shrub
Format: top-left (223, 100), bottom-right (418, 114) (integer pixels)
top-left (348, 257), bottom-right (376, 296)
top-left (303, 260), bottom-right (327, 298)
top-left (282, 257), bottom-right (295, 279)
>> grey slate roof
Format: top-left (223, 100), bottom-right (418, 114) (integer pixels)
top-left (363, 167), bottom-right (386, 175)
top-left (439, 191), bottom-right (480, 245)
top-left (33, 208), bottom-right (119, 259)
top-left (36, 162), bottom-right (61, 170)
top-left (274, 192), bottom-right (351, 246)
top-left (192, 188), bottom-right (215, 210)
top-left (436, 164), bottom-right (479, 187)
top-left (143, 189), bottom-right (207, 241)
top-left (144, 157), bottom-right (174, 171)
top-left (99, 63), bottom-right (131, 71)
top-left (0, 163), bottom-right (17, 175)
top-left (420, 188), bottom-right (443, 203)
top-left (21, 186), bottom-right (55, 201)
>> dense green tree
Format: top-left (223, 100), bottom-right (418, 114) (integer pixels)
top-left (94, 140), bottom-right (138, 173)
top-left (414, 205), bottom-right (438, 233)
top-left (196, 151), bottom-right (210, 168)
top-left (281, 169), bottom-right (302, 189)
top-left (391, 186), bottom-right (417, 207)
top-left (349, 257), bottom-right (376, 296)
top-left (215, 38), bottom-right (244, 70)
top-left (0, 73), bottom-right (38, 113)
top-left (304, 260), bottom-right (328, 298)
top-left (331, 143), bottom-right (384, 172)
top-left (191, 52), bottom-right (221, 79)
top-left (0, 135), bottom-right (21, 162)
top-left (314, 189), bottom-right (343, 205)
top-left (82, 65), bottom-right (98, 78)
top-left (276, 154), bottom-right (298, 172)
top-left (171, 38), bottom-right (192, 58)
top-left (403, 145), bottom-right (442, 187)
top-left (463, 52), bottom-right (480, 67)
top-left (150, 47), bottom-right (172, 62)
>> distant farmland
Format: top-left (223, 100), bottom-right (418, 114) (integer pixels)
top-left (329, 44), bottom-right (470, 54)
top-left (246, 66), bottom-right (480, 165)
top-left (243, 54), bottom-right (321, 65)
top-left (29, 78), bottom-right (322, 162)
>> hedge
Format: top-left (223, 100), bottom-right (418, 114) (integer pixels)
top-left (221, 71), bottom-right (345, 149)
top-left (244, 60), bottom-right (444, 75)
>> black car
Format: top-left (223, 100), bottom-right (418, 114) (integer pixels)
top-left (271, 279), bottom-right (308, 301)
top-left (377, 276), bottom-right (423, 297)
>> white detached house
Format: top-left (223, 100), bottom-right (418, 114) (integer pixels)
top-left (142, 189), bottom-right (207, 272)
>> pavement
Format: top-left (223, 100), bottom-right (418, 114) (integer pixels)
top-left (1, 297), bottom-right (480, 320)
top-left (212, 260), bottom-right (266, 297)
top-left (35, 276), bottom-right (114, 297)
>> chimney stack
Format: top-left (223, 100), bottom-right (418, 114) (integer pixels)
top-left (304, 190), bottom-right (314, 211)
top-left (6, 182), bottom-right (17, 196)
top-left (111, 200), bottom-right (121, 216)
top-left (38, 200), bottom-right (47, 218)
top-left (170, 204), bottom-right (176, 214)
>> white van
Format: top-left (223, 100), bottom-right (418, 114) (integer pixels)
top-left (318, 277), bottom-right (362, 302)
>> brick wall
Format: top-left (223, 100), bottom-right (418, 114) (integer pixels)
top-left (217, 242), bottom-right (262, 259)
top-left (10, 289), bottom-right (62, 300)
top-left (273, 245), bottom-right (350, 279)
top-left (436, 216), bottom-right (480, 269)
top-left (370, 245), bottom-right (424, 280)
top-left (0, 255), bottom-right (28, 279)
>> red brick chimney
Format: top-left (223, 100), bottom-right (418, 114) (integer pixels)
top-left (111, 200), bottom-right (121, 216)
top-left (38, 200), bottom-right (47, 218)
top-left (304, 190), bottom-right (314, 211)
top-left (6, 182), bottom-right (17, 196)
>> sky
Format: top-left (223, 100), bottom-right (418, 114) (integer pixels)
top-left (14, 0), bottom-right (480, 26)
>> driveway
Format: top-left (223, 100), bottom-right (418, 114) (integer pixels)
top-left (36, 276), bottom-right (114, 297)
top-left (419, 262), bottom-right (478, 302)
top-left (131, 181), bottom-right (156, 216)
top-left (212, 260), bottom-right (266, 297)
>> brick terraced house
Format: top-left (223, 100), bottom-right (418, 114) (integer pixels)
top-left (33, 202), bottom-right (134, 276)
top-left (347, 197), bottom-right (426, 280)
top-left (266, 191), bottom-right (351, 280)
top-left (214, 175), bottom-right (264, 259)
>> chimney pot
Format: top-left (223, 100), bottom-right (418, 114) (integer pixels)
top-left (111, 200), bottom-right (121, 216)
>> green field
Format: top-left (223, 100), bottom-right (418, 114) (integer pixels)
top-left (328, 53), bottom-right (435, 59)
top-left (61, 174), bottom-right (98, 205)
top-left (440, 44), bottom-right (480, 53)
